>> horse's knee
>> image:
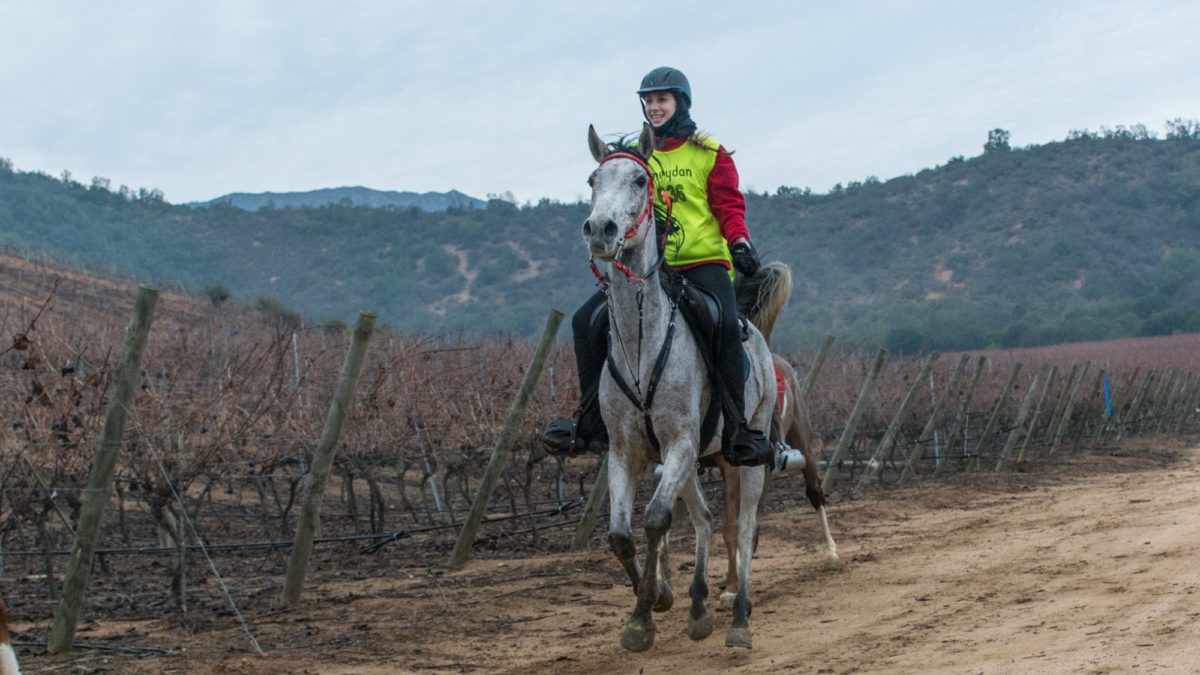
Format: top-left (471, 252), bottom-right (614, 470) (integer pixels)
top-left (608, 530), bottom-right (635, 560)
top-left (644, 502), bottom-right (672, 540)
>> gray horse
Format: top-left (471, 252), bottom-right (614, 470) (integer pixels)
top-left (583, 123), bottom-right (788, 651)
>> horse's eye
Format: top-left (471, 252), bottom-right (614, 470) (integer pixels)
top-left (634, 175), bottom-right (648, 188)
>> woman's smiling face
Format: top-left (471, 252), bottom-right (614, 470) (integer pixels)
top-left (641, 91), bottom-right (676, 129)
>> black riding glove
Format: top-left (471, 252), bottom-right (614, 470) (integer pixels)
top-left (730, 239), bottom-right (761, 278)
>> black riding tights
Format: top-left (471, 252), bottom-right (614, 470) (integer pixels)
top-left (571, 263), bottom-right (745, 421)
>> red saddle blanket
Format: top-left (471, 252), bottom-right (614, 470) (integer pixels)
top-left (774, 364), bottom-right (787, 416)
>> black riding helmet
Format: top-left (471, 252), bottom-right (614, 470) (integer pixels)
top-left (637, 67), bottom-right (696, 142)
top-left (637, 66), bottom-right (691, 106)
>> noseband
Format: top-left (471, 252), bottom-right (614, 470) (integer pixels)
top-left (589, 151), bottom-right (672, 286)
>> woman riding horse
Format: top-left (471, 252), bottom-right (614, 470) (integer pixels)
top-left (544, 66), bottom-right (772, 467)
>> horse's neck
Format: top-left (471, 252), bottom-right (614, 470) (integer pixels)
top-left (606, 258), bottom-right (671, 369)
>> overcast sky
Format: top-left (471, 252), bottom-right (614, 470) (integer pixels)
top-left (2, 1), bottom-right (1197, 205)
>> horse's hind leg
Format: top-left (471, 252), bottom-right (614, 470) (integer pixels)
top-left (787, 396), bottom-right (839, 561)
top-left (718, 458), bottom-right (740, 610)
top-left (726, 465), bottom-right (765, 649)
top-left (679, 469), bottom-right (715, 640)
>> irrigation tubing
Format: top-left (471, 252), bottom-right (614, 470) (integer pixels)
top-left (0, 498), bottom-right (587, 559)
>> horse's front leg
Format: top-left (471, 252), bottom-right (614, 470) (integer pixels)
top-left (726, 465), bottom-right (766, 649)
top-left (620, 447), bottom-right (690, 652)
top-left (607, 450), bottom-right (642, 592)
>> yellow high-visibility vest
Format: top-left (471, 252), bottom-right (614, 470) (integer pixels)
top-left (647, 136), bottom-right (733, 270)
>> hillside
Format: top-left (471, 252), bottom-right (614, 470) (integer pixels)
top-left (1, 126), bottom-right (1199, 351)
top-left (200, 186), bottom-right (484, 211)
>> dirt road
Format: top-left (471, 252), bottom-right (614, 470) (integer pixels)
top-left (13, 440), bottom-right (1200, 674)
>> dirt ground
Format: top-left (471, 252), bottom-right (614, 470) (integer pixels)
top-left (9, 439), bottom-right (1200, 674)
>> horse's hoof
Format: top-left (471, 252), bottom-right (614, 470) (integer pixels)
top-left (688, 612), bottom-right (714, 641)
top-left (725, 625), bottom-right (753, 649)
top-left (653, 581), bottom-right (674, 612)
top-left (718, 591), bottom-right (736, 611)
top-left (621, 621), bottom-right (656, 652)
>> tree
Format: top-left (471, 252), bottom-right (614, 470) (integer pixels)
top-left (204, 285), bottom-right (231, 307)
top-left (984, 128), bottom-right (1011, 153)
top-left (1166, 118), bottom-right (1200, 140)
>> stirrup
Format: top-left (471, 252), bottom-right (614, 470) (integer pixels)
top-left (723, 424), bottom-right (773, 468)
top-left (542, 417), bottom-right (608, 457)
top-left (772, 441), bottom-right (807, 474)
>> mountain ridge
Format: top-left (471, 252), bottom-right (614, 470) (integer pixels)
top-left (198, 185), bottom-right (484, 211)
top-left (2, 124), bottom-right (1199, 352)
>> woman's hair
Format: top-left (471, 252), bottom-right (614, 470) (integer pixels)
top-left (687, 130), bottom-right (734, 155)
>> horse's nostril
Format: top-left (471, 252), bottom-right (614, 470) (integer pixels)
top-left (582, 219), bottom-right (592, 236)
top-left (603, 219), bottom-right (618, 237)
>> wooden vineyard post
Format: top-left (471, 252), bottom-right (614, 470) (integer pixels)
top-left (855, 353), bottom-right (939, 491)
top-left (49, 285), bottom-right (158, 654)
top-left (799, 334), bottom-right (836, 399)
top-left (1050, 363), bottom-right (1091, 454)
top-left (281, 310), bottom-right (377, 607)
top-left (1144, 368), bottom-right (1176, 432)
top-left (449, 309), bottom-right (564, 568)
top-left (821, 348), bottom-right (888, 493)
top-left (970, 363), bottom-right (1023, 471)
top-left (1042, 364), bottom-right (1081, 451)
top-left (1117, 371), bottom-right (1156, 441)
top-left (996, 364), bottom-right (1050, 471)
top-left (571, 454), bottom-right (609, 550)
top-left (935, 356), bottom-right (987, 476)
top-left (900, 354), bottom-right (969, 484)
top-left (1157, 373), bottom-right (1191, 433)
top-left (1173, 376), bottom-right (1200, 434)
top-left (1016, 365), bottom-right (1057, 462)
top-left (1070, 369), bottom-right (1108, 453)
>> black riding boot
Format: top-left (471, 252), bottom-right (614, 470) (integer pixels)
top-left (543, 292), bottom-right (609, 456)
top-left (681, 264), bottom-right (773, 467)
top-left (719, 326), bottom-right (773, 467)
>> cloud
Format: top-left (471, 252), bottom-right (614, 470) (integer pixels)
top-left (1, 0), bottom-right (1197, 204)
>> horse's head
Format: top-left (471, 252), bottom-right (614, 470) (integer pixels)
top-left (582, 123), bottom-right (656, 262)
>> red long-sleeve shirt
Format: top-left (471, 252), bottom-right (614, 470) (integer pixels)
top-left (658, 136), bottom-right (750, 246)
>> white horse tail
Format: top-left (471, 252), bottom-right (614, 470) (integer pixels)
top-left (0, 598), bottom-right (20, 675)
top-left (735, 261), bottom-right (792, 345)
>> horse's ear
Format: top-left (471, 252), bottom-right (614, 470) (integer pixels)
top-left (636, 123), bottom-right (654, 162)
top-left (587, 124), bottom-right (607, 163)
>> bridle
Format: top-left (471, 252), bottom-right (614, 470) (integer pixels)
top-left (586, 150), bottom-right (680, 457)
top-left (588, 151), bottom-right (672, 286)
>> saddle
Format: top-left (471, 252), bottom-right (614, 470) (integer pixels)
top-left (661, 272), bottom-right (752, 459)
